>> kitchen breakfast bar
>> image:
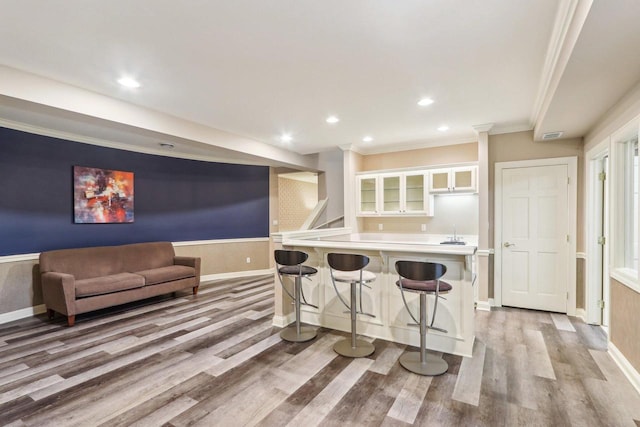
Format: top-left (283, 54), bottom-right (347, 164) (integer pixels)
top-left (272, 229), bottom-right (477, 357)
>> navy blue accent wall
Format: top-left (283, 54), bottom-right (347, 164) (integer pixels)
top-left (0, 127), bottom-right (270, 256)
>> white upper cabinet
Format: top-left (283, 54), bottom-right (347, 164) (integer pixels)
top-left (357, 172), bottom-right (434, 216)
top-left (429, 166), bottom-right (477, 193)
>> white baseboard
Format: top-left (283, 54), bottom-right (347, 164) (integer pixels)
top-left (608, 342), bottom-right (640, 396)
top-left (272, 313), bottom-right (295, 328)
top-left (0, 304), bottom-right (47, 325)
top-left (575, 308), bottom-right (587, 322)
top-left (476, 300), bottom-right (491, 311)
top-left (200, 269), bottom-right (274, 283)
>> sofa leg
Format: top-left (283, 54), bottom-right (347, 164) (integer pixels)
top-left (67, 315), bottom-right (76, 327)
top-left (47, 309), bottom-right (55, 320)
top-left (193, 286), bottom-right (199, 295)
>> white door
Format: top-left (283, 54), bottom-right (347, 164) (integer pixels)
top-left (501, 164), bottom-right (569, 312)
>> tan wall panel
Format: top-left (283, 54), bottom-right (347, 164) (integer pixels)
top-left (362, 142), bottom-right (478, 171)
top-left (0, 259), bottom-right (42, 314)
top-left (576, 258), bottom-right (585, 309)
top-left (610, 280), bottom-right (640, 372)
top-left (174, 241), bottom-right (270, 276)
top-left (277, 177), bottom-right (317, 231)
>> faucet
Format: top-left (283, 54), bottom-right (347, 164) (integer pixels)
top-left (451, 224), bottom-right (461, 242)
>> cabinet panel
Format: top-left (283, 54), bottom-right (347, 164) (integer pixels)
top-left (429, 166), bottom-right (477, 193)
top-left (382, 175), bottom-right (401, 213)
top-left (358, 176), bottom-right (378, 215)
top-left (404, 173), bottom-right (427, 213)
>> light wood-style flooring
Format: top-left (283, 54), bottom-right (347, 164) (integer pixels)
top-left (0, 275), bottom-right (639, 426)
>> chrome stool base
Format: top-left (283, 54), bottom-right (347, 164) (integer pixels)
top-left (333, 338), bottom-right (375, 358)
top-left (280, 325), bottom-right (317, 342)
top-left (399, 352), bottom-right (448, 376)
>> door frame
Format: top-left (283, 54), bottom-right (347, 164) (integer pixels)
top-left (585, 139), bottom-right (610, 326)
top-left (494, 156), bottom-right (578, 315)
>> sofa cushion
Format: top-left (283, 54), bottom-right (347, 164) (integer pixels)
top-left (76, 273), bottom-right (145, 298)
top-left (121, 242), bottom-right (176, 272)
top-left (135, 265), bottom-right (195, 286)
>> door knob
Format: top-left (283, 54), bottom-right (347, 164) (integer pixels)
top-left (503, 242), bottom-right (515, 247)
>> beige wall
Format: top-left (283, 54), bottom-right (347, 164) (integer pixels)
top-left (610, 279), bottom-right (640, 372)
top-left (277, 177), bottom-right (318, 231)
top-left (361, 142), bottom-right (477, 171)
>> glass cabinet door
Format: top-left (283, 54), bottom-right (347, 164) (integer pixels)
top-left (381, 175), bottom-right (401, 213)
top-left (430, 169), bottom-right (451, 193)
top-left (404, 173), bottom-right (425, 213)
top-left (358, 176), bottom-right (378, 214)
top-left (452, 167), bottom-right (476, 192)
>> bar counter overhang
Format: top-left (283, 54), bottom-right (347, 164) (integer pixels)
top-left (272, 228), bottom-right (477, 357)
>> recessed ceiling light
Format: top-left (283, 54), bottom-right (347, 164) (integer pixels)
top-left (362, 136), bottom-right (373, 143)
top-left (117, 76), bottom-right (141, 88)
top-left (280, 134), bottom-right (293, 143)
top-left (438, 125), bottom-right (449, 132)
top-left (417, 98), bottom-right (434, 106)
top-left (326, 116), bottom-right (340, 124)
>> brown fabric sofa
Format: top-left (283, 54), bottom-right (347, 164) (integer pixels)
top-left (39, 242), bottom-right (201, 326)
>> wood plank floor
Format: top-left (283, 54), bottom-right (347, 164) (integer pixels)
top-left (0, 275), bottom-right (638, 426)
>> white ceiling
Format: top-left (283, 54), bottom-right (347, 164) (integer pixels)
top-left (0, 1), bottom-right (639, 162)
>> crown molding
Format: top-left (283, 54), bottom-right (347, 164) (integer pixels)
top-left (472, 123), bottom-right (494, 134)
top-left (355, 135), bottom-right (478, 156)
top-left (529, 0), bottom-right (594, 136)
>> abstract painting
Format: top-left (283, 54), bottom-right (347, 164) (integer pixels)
top-left (74, 166), bottom-right (134, 223)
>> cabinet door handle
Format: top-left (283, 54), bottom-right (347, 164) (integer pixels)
top-left (503, 242), bottom-right (515, 247)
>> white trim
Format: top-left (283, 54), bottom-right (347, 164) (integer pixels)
top-left (608, 341), bottom-right (640, 396)
top-left (494, 156), bottom-right (578, 315)
top-left (610, 269), bottom-right (640, 295)
top-left (172, 238), bottom-right (269, 247)
top-left (200, 269), bottom-right (274, 283)
top-left (272, 313), bottom-right (296, 328)
top-left (530, 0), bottom-right (592, 135)
top-left (575, 308), bottom-right (587, 322)
top-left (476, 249), bottom-right (494, 257)
top-left (476, 301), bottom-right (491, 311)
top-left (0, 304), bottom-right (47, 325)
top-left (576, 252), bottom-right (586, 259)
top-left (0, 253), bottom-right (39, 264)
top-left (488, 298), bottom-right (496, 307)
top-left (0, 238), bottom-right (269, 263)
top-left (585, 138), bottom-right (610, 325)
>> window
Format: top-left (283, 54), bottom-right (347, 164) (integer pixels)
top-left (623, 138), bottom-right (638, 270)
top-left (611, 118), bottom-right (640, 291)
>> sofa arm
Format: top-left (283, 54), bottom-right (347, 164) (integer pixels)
top-left (41, 272), bottom-right (76, 316)
top-left (174, 256), bottom-right (201, 285)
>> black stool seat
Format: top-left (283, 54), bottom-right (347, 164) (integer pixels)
top-left (279, 265), bottom-right (318, 276)
top-left (396, 279), bottom-right (452, 293)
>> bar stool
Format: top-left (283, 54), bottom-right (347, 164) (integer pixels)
top-left (395, 260), bottom-right (452, 375)
top-left (328, 252), bottom-right (376, 357)
top-left (274, 250), bottom-right (318, 342)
